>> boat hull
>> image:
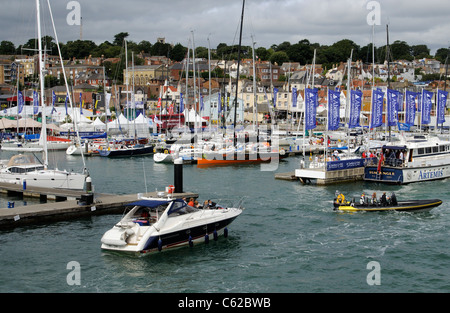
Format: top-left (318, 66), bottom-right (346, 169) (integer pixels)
top-left (0, 170), bottom-right (87, 190)
top-left (364, 165), bottom-right (450, 184)
top-left (197, 151), bottom-right (287, 166)
top-left (99, 145), bottom-right (154, 157)
top-left (335, 199), bottom-right (443, 213)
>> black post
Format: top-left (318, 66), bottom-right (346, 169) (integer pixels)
top-left (174, 158), bottom-right (183, 193)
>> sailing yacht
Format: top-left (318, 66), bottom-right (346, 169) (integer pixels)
top-left (0, 0), bottom-right (88, 190)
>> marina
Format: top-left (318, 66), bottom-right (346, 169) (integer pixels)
top-left (0, 0), bottom-right (450, 295)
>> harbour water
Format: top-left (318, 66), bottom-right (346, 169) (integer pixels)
top-left (0, 150), bottom-right (449, 293)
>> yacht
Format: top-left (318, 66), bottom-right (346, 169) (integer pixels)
top-left (364, 134), bottom-right (450, 184)
top-left (101, 195), bottom-right (243, 255)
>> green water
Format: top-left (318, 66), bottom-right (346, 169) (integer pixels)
top-left (0, 151), bottom-right (449, 293)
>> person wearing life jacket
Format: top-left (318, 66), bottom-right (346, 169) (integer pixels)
top-left (360, 193), bottom-right (366, 205)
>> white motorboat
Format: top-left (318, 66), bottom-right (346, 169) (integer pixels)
top-left (0, 154), bottom-right (86, 190)
top-left (364, 134), bottom-right (450, 184)
top-left (101, 195), bottom-right (244, 255)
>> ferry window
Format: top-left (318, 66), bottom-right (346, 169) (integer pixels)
top-left (433, 147), bottom-right (438, 153)
top-left (440, 146), bottom-right (445, 152)
top-left (417, 148), bottom-right (424, 155)
top-left (425, 147), bottom-right (432, 154)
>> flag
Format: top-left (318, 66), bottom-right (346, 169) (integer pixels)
top-left (200, 94), bottom-right (204, 111)
top-left (218, 92), bottom-right (222, 113)
top-left (157, 97), bottom-right (161, 108)
top-left (273, 88), bottom-right (278, 108)
top-left (387, 89), bottom-right (399, 127)
top-left (64, 93), bottom-right (69, 115)
top-left (370, 88), bottom-right (384, 128)
top-left (305, 88), bottom-right (318, 130)
top-left (79, 93), bottom-right (83, 115)
top-left (18, 91), bottom-right (24, 114)
top-left (292, 87), bottom-right (297, 108)
top-left (349, 89), bottom-right (362, 128)
top-left (437, 89), bottom-right (448, 125)
top-left (51, 91), bottom-right (57, 114)
top-left (327, 88), bottom-right (340, 131)
top-left (180, 92), bottom-right (184, 113)
top-left (377, 153), bottom-right (384, 172)
top-left (405, 90), bottom-right (417, 126)
top-left (33, 90), bottom-right (39, 115)
top-left (168, 103), bottom-right (174, 115)
top-left (421, 90), bottom-right (433, 125)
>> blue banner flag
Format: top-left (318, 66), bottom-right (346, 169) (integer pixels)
top-left (370, 88), bottom-right (384, 128)
top-left (33, 91), bottom-right (39, 114)
top-left (421, 90), bottom-right (433, 125)
top-left (437, 89), bottom-right (448, 124)
top-left (80, 92), bottom-right (83, 115)
top-left (65, 93), bottom-right (69, 115)
top-left (349, 89), bottom-right (362, 128)
top-left (18, 91), bottom-right (24, 114)
top-left (305, 88), bottom-right (318, 130)
top-left (292, 87), bottom-right (297, 108)
top-left (218, 92), bottom-right (222, 113)
top-left (387, 89), bottom-right (399, 127)
top-left (327, 89), bottom-right (340, 131)
top-left (405, 90), bottom-right (417, 126)
top-left (200, 94), bottom-right (204, 111)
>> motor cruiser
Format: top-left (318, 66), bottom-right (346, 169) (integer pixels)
top-left (101, 195), bottom-right (244, 255)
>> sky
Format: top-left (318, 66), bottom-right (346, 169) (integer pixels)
top-left (2, 0), bottom-right (450, 55)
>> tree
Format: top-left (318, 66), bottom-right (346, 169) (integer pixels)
top-left (269, 51), bottom-right (289, 65)
top-left (286, 39), bottom-right (314, 64)
top-left (435, 48), bottom-right (449, 63)
top-left (0, 41), bottom-right (15, 54)
top-left (113, 32), bottom-right (129, 46)
top-left (411, 44), bottom-right (430, 58)
top-left (171, 43), bottom-right (188, 62)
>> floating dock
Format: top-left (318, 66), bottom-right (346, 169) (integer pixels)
top-left (0, 182), bottom-right (198, 230)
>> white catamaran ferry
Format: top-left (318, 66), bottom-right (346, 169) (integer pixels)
top-left (364, 134), bottom-right (450, 184)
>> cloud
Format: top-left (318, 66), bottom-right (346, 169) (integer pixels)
top-left (1, 0), bottom-right (449, 55)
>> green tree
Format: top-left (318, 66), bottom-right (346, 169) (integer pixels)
top-left (269, 51), bottom-right (289, 65)
top-left (113, 32), bottom-right (129, 46)
top-left (171, 43), bottom-right (188, 62)
top-left (0, 41), bottom-right (16, 54)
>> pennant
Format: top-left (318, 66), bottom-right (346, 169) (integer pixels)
top-left (218, 92), bottom-right (222, 113)
top-left (273, 88), bottom-right (278, 108)
top-left (437, 89), bottom-right (448, 125)
top-left (18, 91), bottom-right (24, 114)
top-left (200, 94), bottom-right (204, 111)
top-left (405, 90), bottom-right (417, 126)
top-left (64, 93), bottom-right (69, 115)
top-left (305, 88), bottom-right (318, 130)
top-left (327, 88), bottom-right (340, 131)
top-left (370, 88), bottom-right (384, 128)
top-left (180, 92), bottom-right (184, 113)
top-left (421, 90), bottom-right (433, 125)
top-left (292, 87), bottom-right (297, 108)
top-left (349, 90), bottom-right (362, 128)
top-left (157, 97), bottom-right (161, 108)
top-left (33, 90), bottom-right (39, 115)
top-left (80, 93), bottom-right (83, 115)
top-left (387, 89), bottom-right (399, 127)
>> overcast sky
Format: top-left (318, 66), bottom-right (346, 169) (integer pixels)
top-left (2, 0), bottom-right (450, 55)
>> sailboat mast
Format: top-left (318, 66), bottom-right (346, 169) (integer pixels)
top-left (234, 0), bottom-right (245, 146)
top-left (36, 0), bottom-right (48, 168)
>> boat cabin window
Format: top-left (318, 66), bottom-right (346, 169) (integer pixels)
top-left (168, 200), bottom-right (198, 216)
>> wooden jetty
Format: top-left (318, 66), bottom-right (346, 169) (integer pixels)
top-left (0, 180), bottom-right (198, 230)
